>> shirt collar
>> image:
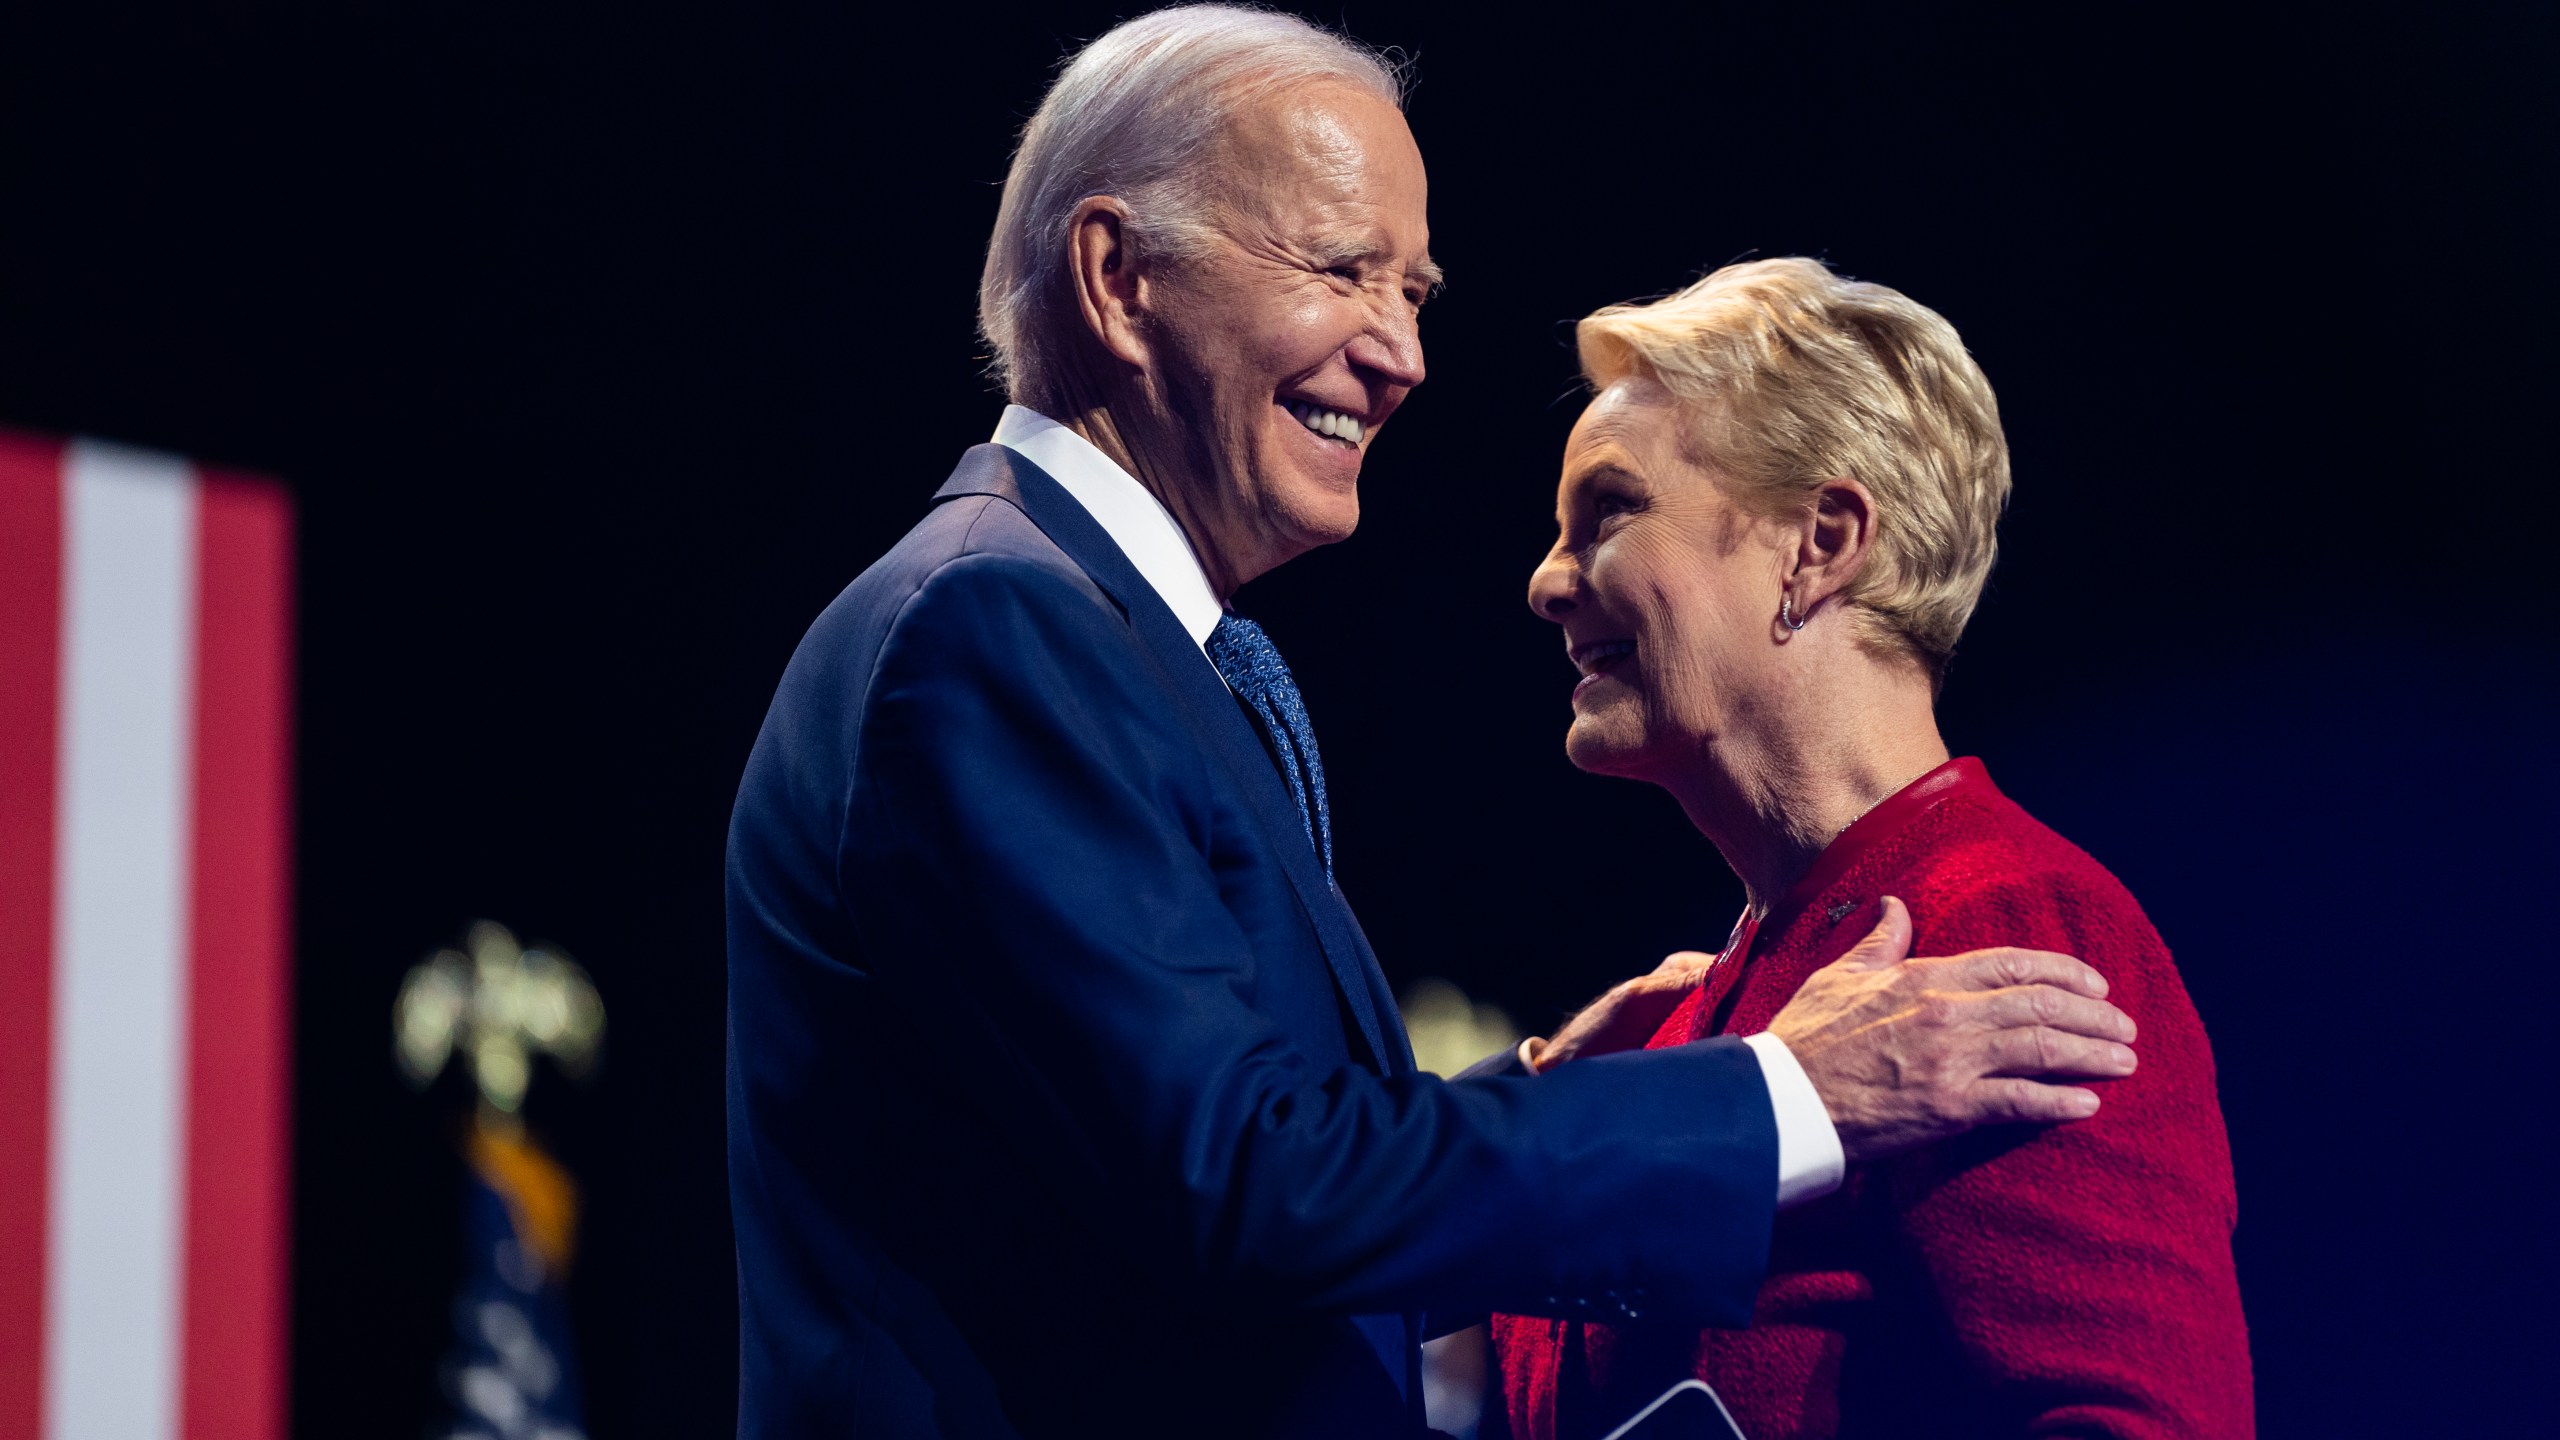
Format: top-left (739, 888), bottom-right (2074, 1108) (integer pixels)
top-left (990, 405), bottom-right (1223, 653)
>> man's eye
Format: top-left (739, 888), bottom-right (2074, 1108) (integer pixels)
top-left (1326, 266), bottom-right (1361, 284)
top-left (1594, 492), bottom-right (1637, 518)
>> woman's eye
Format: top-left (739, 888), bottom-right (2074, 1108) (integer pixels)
top-left (1594, 492), bottom-right (1637, 519)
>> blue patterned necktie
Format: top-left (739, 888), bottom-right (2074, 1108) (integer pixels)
top-left (1206, 614), bottom-right (1333, 884)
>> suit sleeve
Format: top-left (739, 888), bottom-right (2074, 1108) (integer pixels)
top-left (844, 553), bottom-right (1778, 1323)
top-left (1880, 874), bottom-right (2254, 1439)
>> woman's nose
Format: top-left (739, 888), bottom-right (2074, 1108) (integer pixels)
top-left (1528, 547), bottom-right (1576, 622)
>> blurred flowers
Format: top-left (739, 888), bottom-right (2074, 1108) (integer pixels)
top-left (395, 920), bottom-right (604, 1113)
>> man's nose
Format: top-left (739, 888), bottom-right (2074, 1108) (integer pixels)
top-left (1347, 299), bottom-right (1425, 391)
top-left (1528, 546), bottom-right (1577, 622)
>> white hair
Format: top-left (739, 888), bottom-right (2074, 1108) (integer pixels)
top-left (977, 4), bottom-right (1406, 406)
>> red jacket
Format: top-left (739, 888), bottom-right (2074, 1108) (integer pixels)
top-left (1491, 759), bottom-right (2253, 1439)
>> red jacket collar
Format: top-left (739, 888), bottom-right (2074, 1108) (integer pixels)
top-left (1759, 756), bottom-right (2000, 942)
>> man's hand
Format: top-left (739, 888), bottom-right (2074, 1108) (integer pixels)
top-left (1770, 896), bottom-right (2137, 1165)
top-left (1522, 948), bottom-right (1717, 1072)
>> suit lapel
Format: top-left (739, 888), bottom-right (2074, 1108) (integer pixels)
top-left (933, 446), bottom-right (1401, 1073)
top-left (1337, 909), bottom-right (1414, 1074)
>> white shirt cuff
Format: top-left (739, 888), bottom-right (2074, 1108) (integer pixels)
top-left (1741, 1032), bottom-right (1846, 1208)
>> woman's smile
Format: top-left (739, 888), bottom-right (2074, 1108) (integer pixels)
top-left (1568, 637), bottom-right (1638, 701)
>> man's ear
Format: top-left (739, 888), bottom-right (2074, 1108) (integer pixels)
top-left (1066, 196), bottom-right (1153, 373)
top-left (1789, 475), bottom-right (1879, 617)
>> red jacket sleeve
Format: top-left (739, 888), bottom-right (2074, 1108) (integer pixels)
top-left (1881, 865), bottom-right (2254, 1438)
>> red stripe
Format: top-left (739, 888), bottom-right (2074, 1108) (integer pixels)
top-left (182, 472), bottom-right (293, 1440)
top-left (0, 430), bottom-right (62, 1439)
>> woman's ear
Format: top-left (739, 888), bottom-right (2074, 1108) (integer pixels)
top-left (1788, 476), bottom-right (1879, 618)
top-left (1066, 197), bottom-right (1153, 373)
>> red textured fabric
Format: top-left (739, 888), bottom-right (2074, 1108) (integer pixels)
top-left (1492, 759), bottom-right (2253, 1439)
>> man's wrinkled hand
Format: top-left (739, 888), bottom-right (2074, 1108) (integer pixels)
top-left (1522, 948), bottom-right (1717, 1072)
top-left (1768, 896), bottom-right (2138, 1165)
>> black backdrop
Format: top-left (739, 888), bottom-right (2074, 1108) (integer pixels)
top-left (3, 3), bottom-right (2554, 1435)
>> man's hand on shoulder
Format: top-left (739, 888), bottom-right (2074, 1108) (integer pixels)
top-left (1769, 896), bottom-right (2139, 1165)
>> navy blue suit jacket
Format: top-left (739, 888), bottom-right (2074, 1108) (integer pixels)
top-left (726, 445), bottom-right (1779, 1437)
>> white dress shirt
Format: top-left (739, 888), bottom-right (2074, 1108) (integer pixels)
top-left (991, 403), bottom-right (1846, 1209)
top-left (992, 405), bottom-right (1223, 653)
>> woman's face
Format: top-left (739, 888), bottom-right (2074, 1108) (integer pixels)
top-left (1527, 378), bottom-right (1796, 783)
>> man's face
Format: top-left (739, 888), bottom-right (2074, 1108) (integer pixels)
top-left (1137, 81), bottom-right (1435, 590)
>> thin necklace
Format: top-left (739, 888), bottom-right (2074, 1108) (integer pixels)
top-left (1825, 787), bottom-right (1892, 848)
top-left (1746, 785), bottom-right (1893, 924)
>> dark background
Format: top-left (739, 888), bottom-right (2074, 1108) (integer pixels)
top-left (4, 2), bottom-right (2554, 1434)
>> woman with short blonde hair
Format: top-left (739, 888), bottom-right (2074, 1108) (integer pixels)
top-left (1490, 258), bottom-right (2252, 1439)
top-left (1574, 257), bottom-right (2010, 681)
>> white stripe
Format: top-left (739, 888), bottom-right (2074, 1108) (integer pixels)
top-left (46, 441), bottom-right (195, 1440)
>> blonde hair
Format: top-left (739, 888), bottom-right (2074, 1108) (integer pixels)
top-left (1577, 257), bottom-right (2011, 681)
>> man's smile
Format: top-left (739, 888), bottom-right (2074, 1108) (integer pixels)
top-left (1282, 397), bottom-right (1367, 445)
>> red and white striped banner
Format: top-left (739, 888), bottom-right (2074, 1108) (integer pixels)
top-left (1, 429), bottom-right (291, 1440)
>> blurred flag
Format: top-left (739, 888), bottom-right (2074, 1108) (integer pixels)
top-left (0, 430), bottom-right (293, 1440)
top-left (436, 1114), bottom-right (589, 1440)
top-left (397, 922), bottom-right (602, 1440)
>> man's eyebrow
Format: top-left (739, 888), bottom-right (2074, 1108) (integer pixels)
top-left (1307, 231), bottom-right (1444, 291)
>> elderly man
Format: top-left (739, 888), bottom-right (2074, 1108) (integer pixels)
top-left (724, 8), bottom-right (2137, 1437)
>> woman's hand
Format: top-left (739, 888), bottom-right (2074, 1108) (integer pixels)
top-left (1522, 949), bottom-right (1718, 1072)
top-left (1770, 896), bottom-right (2139, 1165)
